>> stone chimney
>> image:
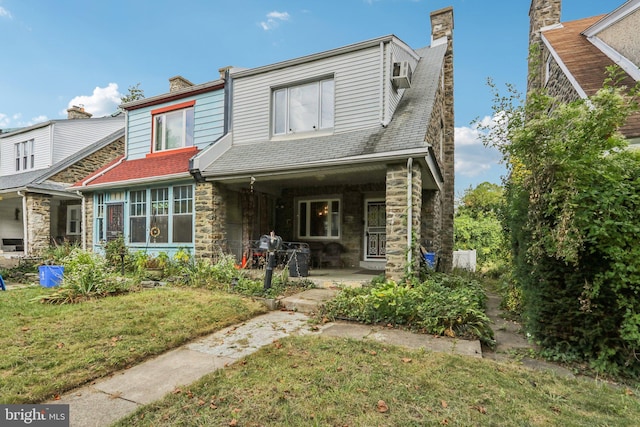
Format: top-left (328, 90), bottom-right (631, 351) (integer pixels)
top-left (169, 76), bottom-right (194, 93)
top-left (430, 6), bottom-right (455, 273)
top-left (67, 105), bottom-right (92, 119)
top-left (528, 0), bottom-right (562, 93)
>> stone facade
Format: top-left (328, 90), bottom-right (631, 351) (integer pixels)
top-left (50, 137), bottom-right (125, 184)
top-left (194, 181), bottom-right (228, 260)
top-left (84, 195), bottom-right (94, 249)
top-left (528, 0), bottom-right (562, 94)
top-left (430, 7), bottom-right (455, 272)
top-left (25, 193), bottom-right (51, 255)
top-left (545, 57), bottom-right (580, 104)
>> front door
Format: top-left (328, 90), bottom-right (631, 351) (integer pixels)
top-left (364, 200), bottom-right (386, 260)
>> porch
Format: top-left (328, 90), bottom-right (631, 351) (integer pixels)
top-left (246, 267), bottom-right (381, 289)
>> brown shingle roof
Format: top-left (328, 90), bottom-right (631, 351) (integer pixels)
top-left (543, 16), bottom-right (640, 138)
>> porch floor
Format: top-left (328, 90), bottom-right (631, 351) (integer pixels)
top-left (289, 268), bottom-right (382, 288)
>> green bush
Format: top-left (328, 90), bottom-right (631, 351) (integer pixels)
top-left (323, 273), bottom-right (494, 345)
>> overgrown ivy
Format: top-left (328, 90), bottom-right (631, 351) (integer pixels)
top-left (479, 66), bottom-right (640, 377)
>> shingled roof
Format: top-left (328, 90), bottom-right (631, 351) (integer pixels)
top-left (542, 15), bottom-right (640, 138)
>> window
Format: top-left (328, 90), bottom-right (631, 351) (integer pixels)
top-left (96, 193), bottom-right (105, 241)
top-left (129, 190), bottom-right (147, 243)
top-left (66, 205), bottom-right (81, 235)
top-left (298, 199), bottom-right (340, 239)
top-left (153, 105), bottom-right (194, 152)
top-left (273, 78), bottom-right (334, 136)
top-left (15, 140), bottom-right (34, 171)
top-left (122, 186), bottom-right (195, 244)
top-left (172, 185), bottom-right (193, 243)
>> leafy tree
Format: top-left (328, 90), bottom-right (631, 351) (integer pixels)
top-left (120, 83), bottom-right (145, 105)
top-left (454, 182), bottom-right (508, 272)
top-left (479, 67), bottom-right (640, 377)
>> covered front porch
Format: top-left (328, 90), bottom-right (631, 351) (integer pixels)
top-left (197, 156), bottom-right (444, 280)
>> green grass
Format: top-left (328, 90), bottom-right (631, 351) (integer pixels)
top-left (0, 286), bottom-right (267, 403)
top-left (115, 335), bottom-right (640, 427)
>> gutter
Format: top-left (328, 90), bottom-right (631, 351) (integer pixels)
top-left (77, 172), bottom-right (192, 191)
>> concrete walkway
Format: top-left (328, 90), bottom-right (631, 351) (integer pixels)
top-left (46, 288), bottom-right (482, 427)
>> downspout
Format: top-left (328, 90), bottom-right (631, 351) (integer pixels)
top-left (76, 191), bottom-right (86, 251)
top-left (407, 158), bottom-right (413, 272)
top-left (379, 41), bottom-right (385, 126)
top-left (17, 191), bottom-right (28, 256)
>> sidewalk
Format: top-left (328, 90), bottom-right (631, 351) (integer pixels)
top-left (47, 289), bottom-right (482, 427)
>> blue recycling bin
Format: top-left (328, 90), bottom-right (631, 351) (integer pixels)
top-left (39, 265), bottom-right (65, 287)
top-left (423, 252), bottom-right (436, 269)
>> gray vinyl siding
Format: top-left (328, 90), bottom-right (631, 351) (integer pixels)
top-left (51, 118), bottom-right (124, 163)
top-left (126, 90), bottom-right (224, 161)
top-left (232, 46), bottom-right (382, 144)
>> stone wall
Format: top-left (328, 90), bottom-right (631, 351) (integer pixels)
top-left (194, 181), bottom-right (228, 260)
top-left (528, 0), bottom-right (561, 93)
top-left (545, 57), bottom-right (581, 104)
top-left (49, 137), bottom-right (125, 184)
top-left (25, 193), bottom-right (51, 255)
top-left (430, 6), bottom-right (455, 272)
top-left (84, 195), bottom-right (94, 249)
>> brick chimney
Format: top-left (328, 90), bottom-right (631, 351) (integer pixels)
top-left (430, 6), bottom-right (455, 273)
top-left (67, 105), bottom-right (92, 119)
top-left (169, 76), bottom-right (194, 93)
top-left (528, 0), bottom-right (562, 93)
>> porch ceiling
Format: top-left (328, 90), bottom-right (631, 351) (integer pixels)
top-left (211, 160), bottom-right (439, 195)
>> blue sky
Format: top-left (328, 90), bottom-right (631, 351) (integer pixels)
top-left (0, 0), bottom-right (625, 195)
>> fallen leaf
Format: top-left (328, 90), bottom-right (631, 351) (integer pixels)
top-left (551, 405), bottom-right (561, 414)
top-left (172, 388), bottom-right (182, 394)
top-left (53, 394), bottom-right (61, 401)
top-left (56, 342), bottom-right (64, 349)
top-left (369, 350), bottom-right (377, 356)
top-left (625, 388), bottom-right (635, 396)
top-left (441, 400), bottom-right (448, 408)
top-left (322, 316), bottom-right (330, 323)
top-left (376, 400), bottom-right (389, 413)
top-left (232, 408), bottom-right (241, 414)
top-left (21, 327), bottom-right (30, 332)
top-left (198, 399), bottom-right (206, 406)
top-left (229, 419), bottom-right (238, 426)
top-left (440, 419), bottom-right (449, 425)
top-left (273, 340), bottom-right (283, 349)
top-left (336, 366), bottom-right (343, 372)
top-left (210, 404), bottom-right (218, 410)
top-left (401, 358), bottom-right (412, 363)
top-left (444, 328), bottom-right (455, 338)
top-left (472, 405), bottom-right (487, 414)
top-left (129, 348), bottom-right (136, 352)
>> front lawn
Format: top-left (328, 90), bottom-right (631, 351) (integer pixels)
top-left (0, 286), bottom-right (266, 403)
top-left (115, 335), bottom-right (640, 426)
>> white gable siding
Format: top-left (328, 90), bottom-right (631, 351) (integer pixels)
top-left (52, 118), bottom-right (124, 164)
top-left (126, 90), bottom-right (225, 161)
top-left (232, 45), bottom-right (382, 145)
top-left (0, 125), bottom-right (51, 176)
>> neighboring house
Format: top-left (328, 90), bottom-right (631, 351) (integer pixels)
top-left (0, 106), bottom-right (124, 256)
top-left (528, 0), bottom-right (640, 146)
top-left (70, 76), bottom-right (226, 256)
top-left (190, 7), bottom-right (455, 279)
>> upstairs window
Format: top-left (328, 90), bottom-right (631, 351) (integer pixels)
top-left (152, 101), bottom-right (195, 152)
top-left (273, 78), bottom-right (334, 136)
top-left (15, 139), bottom-right (34, 171)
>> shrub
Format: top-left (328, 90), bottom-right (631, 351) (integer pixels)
top-left (323, 273), bottom-right (494, 345)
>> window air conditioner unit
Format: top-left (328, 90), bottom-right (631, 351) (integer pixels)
top-left (392, 61), bottom-right (412, 89)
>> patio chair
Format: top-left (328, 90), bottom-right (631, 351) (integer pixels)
top-left (320, 242), bottom-right (345, 268)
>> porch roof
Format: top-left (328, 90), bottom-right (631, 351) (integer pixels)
top-left (196, 43), bottom-right (446, 180)
top-left (70, 147), bottom-right (199, 190)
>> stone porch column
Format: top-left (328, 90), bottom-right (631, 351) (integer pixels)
top-left (385, 162), bottom-right (423, 281)
top-left (194, 181), bottom-right (228, 261)
top-left (25, 193), bottom-right (51, 256)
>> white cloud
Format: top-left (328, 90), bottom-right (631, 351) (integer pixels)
top-left (454, 116), bottom-right (504, 179)
top-left (65, 83), bottom-right (121, 118)
top-left (0, 6), bottom-right (12, 19)
top-left (260, 11), bottom-right (290, 31)
top-left (0, 112), bottom-right (48, 129)
top-left (0, 113), bottom-right (9, 127)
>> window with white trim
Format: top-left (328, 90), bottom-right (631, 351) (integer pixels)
top-left (298, 199), bottom-right (340, 239)
top-left (15, 139), bottom-right (34, 171)
top-left (129, 190), bottom-right (147, 243)
top-left (273, 78), bottom-right (334, 136)
top-left (96, 193), bottom-right (105, 241)
top-left (66, 205), bottom-right (81, 235)
top-left (153, 106), bottom-right (194, 151)
top-left (172, 185), bottom-right (193, 243)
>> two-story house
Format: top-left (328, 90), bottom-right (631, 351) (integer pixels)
top-left (0, 107), bottom-right (124, 257)
top-left (190, 7), bottom-right (455, 278)
top-left (70, 76), bottom-right (226, 256)
top-left (528, 0), bottom-right (640, 146)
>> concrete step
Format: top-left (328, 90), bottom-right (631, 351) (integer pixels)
top-left (279, 288), bottom-right (338, 314)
